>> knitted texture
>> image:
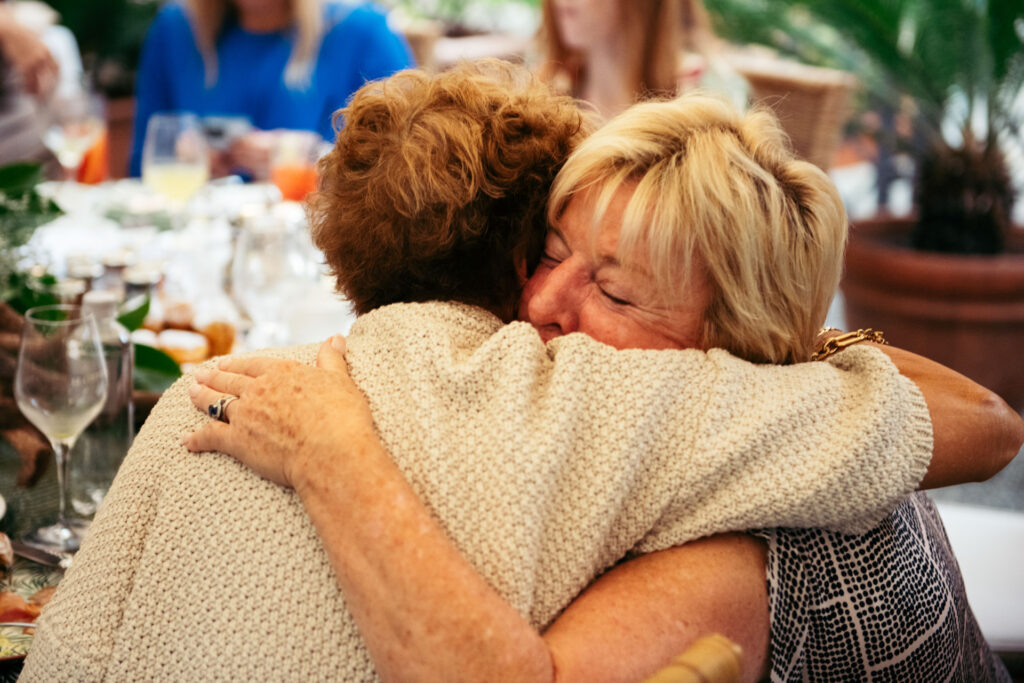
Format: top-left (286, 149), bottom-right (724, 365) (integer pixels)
top-left (22, 301), bottom-right (932, 681)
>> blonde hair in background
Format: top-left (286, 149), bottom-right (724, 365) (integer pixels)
top-left (185, 0), bottom-right (323, 88)
top-left (538, 0), bottom-right (680, 100)
top-left (548, 94), bottom-right (848, 364)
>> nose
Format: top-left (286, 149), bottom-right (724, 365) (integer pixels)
top-left (525, 259), bottom-right (586, 342)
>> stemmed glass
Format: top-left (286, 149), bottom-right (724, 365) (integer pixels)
top-left (142, 112), bottom-right (211, 209)
top-left (232, 214), bottom-right (320, 348)
top-left (42, 90), bottom-right (106, 180)
top-left (14, 305), bottom-right (108, 554)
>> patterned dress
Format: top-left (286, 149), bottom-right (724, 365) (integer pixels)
top-left (755, 493), bottom-right (1010, 682)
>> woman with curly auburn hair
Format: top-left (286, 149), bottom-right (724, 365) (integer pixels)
top-left (309, 61), bottom-right (587, 321)
top-left (26, 62), bottom-right (1019, 682)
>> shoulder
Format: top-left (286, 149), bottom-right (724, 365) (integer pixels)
top-left (152, 2), bottom-right (191, 32)
top-left (323, 1), bottom-right (393, 35)
top-left (351, 302), bottom-right (503, 340)
top-left (144, 2), bottom-right (193, 45)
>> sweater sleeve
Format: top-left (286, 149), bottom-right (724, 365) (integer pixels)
top-left (536, 335), bottom-right (932, 546)
top-left (632, 345), bottom-right (933, 553)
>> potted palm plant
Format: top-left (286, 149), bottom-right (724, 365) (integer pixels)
top-left (710, 0), bottom-right (1024, 410)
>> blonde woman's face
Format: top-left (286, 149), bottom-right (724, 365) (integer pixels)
top-left (551, 0), bottom-right (622, 51)
top-left (519, 183), bottom-right (712, 351)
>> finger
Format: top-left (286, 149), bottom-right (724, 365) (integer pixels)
top-left (316, 335), bottom-right (349, 373)
top-left (182, 421), bottom-right (233, 454)
top-left (188, 383), bottom-right (240, 424)
top-left (217, 355), bottom-right (290, 377)
top-left (193, 367), bottom-right (253, 397)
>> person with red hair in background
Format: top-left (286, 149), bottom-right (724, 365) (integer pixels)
top-left (537, 0), bottom-right (747, 120)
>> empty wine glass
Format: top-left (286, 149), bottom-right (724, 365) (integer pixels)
top-left (231, 214), bottom-right (320, 348)
top-left (14, 305), bottom-right (108, 554)
top-left (42, 90), bottom-right (106, 180)
top-left (142, 112), bottom-right (211, 207)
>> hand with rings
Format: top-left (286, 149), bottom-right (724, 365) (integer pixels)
top-left (184, 335), bottom-right (377, 492)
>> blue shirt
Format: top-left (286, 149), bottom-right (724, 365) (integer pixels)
top-left (130, 2), bottom-right (413, 175)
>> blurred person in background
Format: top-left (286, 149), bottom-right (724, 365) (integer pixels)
top-left (537, 0), bottom-right (746, 120)
top-left (0, 0), bottom-right (83, 172)
top-left (129, 0), bottom-right (414, 178)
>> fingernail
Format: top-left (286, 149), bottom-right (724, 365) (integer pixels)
top-left (189, 383), bottom-right (200, 397)
top-left (181, 434), bottom-right (192, 449)
top-left (331, 335), bottom-right (345, 351)
top-left (194, 368), bottom-right (210, 383)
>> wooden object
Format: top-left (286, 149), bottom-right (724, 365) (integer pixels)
top-left (728, 52), bottom-right (857, 170)
top-left (843, 217), bottom-right (1024, 413)
top-left (644, 634), bottom-right (743, 683)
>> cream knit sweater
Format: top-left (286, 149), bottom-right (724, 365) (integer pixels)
top-left (22, 302), bottom-right (932, 682)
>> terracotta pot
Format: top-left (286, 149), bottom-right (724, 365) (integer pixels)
top-left (842, 217), bottom-right (1024, 413)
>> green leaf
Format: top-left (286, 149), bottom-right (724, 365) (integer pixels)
top-left (0, 162), bottom-right (44, 195)
top-left (117, 295), bottom-right (150, 332)
top-left (133, 343), bottom-right (182, 394)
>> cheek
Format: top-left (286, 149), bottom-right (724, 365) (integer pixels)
top-left (575, 301), bottom-right (639, 349)
top-left (577, 302), bottom-right (685, 351)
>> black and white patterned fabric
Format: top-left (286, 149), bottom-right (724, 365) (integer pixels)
top-left (754, 493), bottom-right (1010, 682)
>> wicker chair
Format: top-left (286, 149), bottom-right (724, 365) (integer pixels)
top-left (727, 51), bottom-right (858, 170)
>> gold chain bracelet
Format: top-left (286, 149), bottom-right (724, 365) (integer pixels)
top-left (811, 328), bottom-right (889, 361)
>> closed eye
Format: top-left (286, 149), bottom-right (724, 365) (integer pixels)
top-left (599, 287), bottom-right (632, 306)
top-left (539, 251), bottom-right (563, 266)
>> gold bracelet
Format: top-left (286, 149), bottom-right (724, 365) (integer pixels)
top-left (811, 328), bottom-right (889, 361)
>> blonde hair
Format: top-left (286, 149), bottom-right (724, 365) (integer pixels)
top-left (548, 94), bottom-right (848, 363)
top-left (185, 0), bottom-right (323, 88)
top-left (538, 0), bottom-right (680, 100)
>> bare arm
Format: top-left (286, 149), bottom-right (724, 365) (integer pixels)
top-left (874, 343), bottom-right (1023, 488)
top-left (0, 7), bottom-right (58, 97)
top-left (544, 534), bottom-right (769, 683)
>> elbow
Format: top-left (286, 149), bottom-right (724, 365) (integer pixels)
top-left (976, 390), bottom-right (1024, 482)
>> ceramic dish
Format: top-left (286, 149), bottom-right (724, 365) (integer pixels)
top-left (0, 558), bottom-right (63, 661)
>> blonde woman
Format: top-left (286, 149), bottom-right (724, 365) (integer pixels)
top-left (538, 0), bottom-right (746, 119)
top-left (128, 0), bottom-right (412, 177)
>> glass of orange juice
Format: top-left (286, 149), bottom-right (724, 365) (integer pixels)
top-left (270, 130), bottom-right (323, 201)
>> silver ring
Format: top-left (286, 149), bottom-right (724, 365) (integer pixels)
top-left (207, 395), bottom-right (238, 423)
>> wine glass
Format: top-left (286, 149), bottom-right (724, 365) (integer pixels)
top-left (42, 90), bottom-right (106, 180)
top-left (142, 112), bottom-right (211, 207)
top-left (14, 305), bottom-right (109, 554)
top-left (231, 214), bottom-right (320, 348)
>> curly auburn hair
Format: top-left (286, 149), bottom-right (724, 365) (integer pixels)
top-left (308, 60), bottom-right (591, 321)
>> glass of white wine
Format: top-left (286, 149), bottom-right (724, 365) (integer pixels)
top-left (142, 112), bottom-right (211, 211)
top-left (15, 305), bottom-right (109, 554)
